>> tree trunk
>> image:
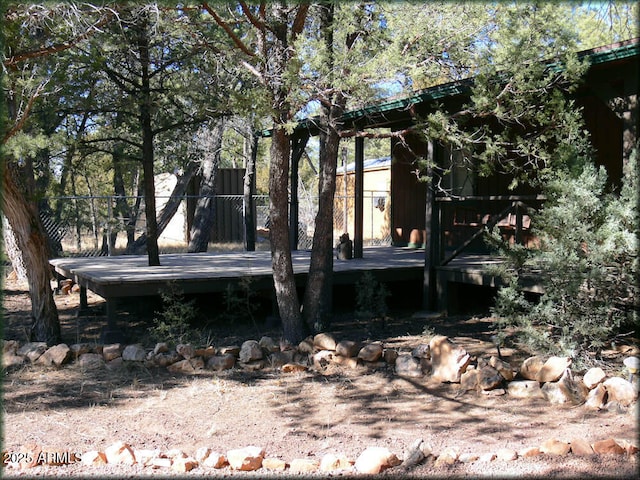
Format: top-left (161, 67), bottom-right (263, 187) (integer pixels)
top-left (302, 3), bottom-right (345, 332)
top-left (126, 163), bottom-right (197, 254)
top-left (243, 124), bottom-right (258, 251)
top-left (2, 160), bottom-right (61, 345)
top-left (136, 13), bottom-right (160, 266)
top-left (302, 116), bottom-right (342, 331)
top-left (2, 216), bottom-right (28, 282)
top-left (188, 118), bottom-right (225, 253)
top-left (112, 112), bottom-right (140, 249)
top-left (270, 127), bottom-right (306, 344)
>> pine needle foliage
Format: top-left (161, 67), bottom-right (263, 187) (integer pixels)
top-left (492, 152), bottom-right (639, 359)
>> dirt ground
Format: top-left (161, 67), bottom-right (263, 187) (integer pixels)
top-left (2, 275), bottom-right (638, 478)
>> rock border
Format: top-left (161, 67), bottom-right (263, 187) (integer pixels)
top-left (3, 435), bottom-right (638, 473)
top-left (3, 334), bottom-right (638, 473)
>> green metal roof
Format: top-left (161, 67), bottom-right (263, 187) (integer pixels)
top-left (340, 38), bottom-right (639, 126)
top-left (261, 38), bottom-right (638, 137)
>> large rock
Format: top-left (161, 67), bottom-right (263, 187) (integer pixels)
top-left (176, 343), bottom-right (195, 359)
top-left (218, 345), bottom-right (240, 356)
top-left (202, 452), bottom-right (227, 468)
top-left (395, 353), bottom-right (423, 377)
top-left (496, 448), bottom-right (518, 461)
top-left (122, 344), bottom-right (146, 362)
top-left (206, 354), bottom-right (236, 371)
top-left (313, 350), bottom-right (334, 370)
top-left (36, 344), bottom-right (71, 367)
top-left (429, 335), bottom-right (470, 383)
top-left (536, 356), bottom-right (572, 383)
top-left (81, 450), bottom-right (107, 466)
top-left (602, 377), bottom-right (637, 406)
top-left (2, 352), bottom-right (25, 368)
top-left (3, 339), bottom-right (19, 354)
top-left (489, 356), bottom-right (514, 381)
top-left (239, 340), bottom-right (263, 363)
top-left (336, 340), bottom-right (362, 358)
top-left (70, 343), bottom-right (93, 359)
top-left (320, 453), bottom-right (352, 472)
top-left (262, 457), bottom-right (287, 471)
top-left (519, 356), bottom-right (545, 380)
top-left (167, 358), bottom-right (204, 374)
top-left (383, 348), bottom-right (399, 365)
top-left (153, 351), bottom-right (181, 367)
top-left (411, 344), bottom-right (430, 359)
top-left (258, 336), bottom-right (279, 353)
top-left (102, 344), bottom-right (123, 362)
top-left (17, 342), bottom-right (47, 362)
top-left (269, 350), bottom-right (295, 368)
top-left (541, 369), bottom-right (586, 405)
top-left (153, 342), bottom-right (169, 355)
top-left (354, 447), bottom-right (400, 474)
top-left (569, 438), bottom-right (594, 456)
top-left (313, 333), bottom-right (337, 351)
top-left (226, 446), bottom-right (265, 471)
top-left (584, 384), bottom-right (607, 409)
top-left (104, 441), bottom-right (136, 465)
top-left (583, 367), bottom-right (606, 389)
top-left (460, 369), bottom-right (480, 391)
top-left (434, 447), bottom-right (459, 467)
top-left (358, 344), bottom-right (383, 362)
top-left (297, 339), bottom-right (314, 354)
top-left (592, 438), bottom-right (625, 455)
top-left (172, 456), bottom-right (198, 472)
top-left (507, 380), bottom-right (544, 399)
top-left (540, 438), bottom-right (570, 456)
top-left (78, 353), bottom-right (105, 369)
top-left (289, 458), bottom-right (319, 473)
top-left (478, 365), bottom-right (504, 390)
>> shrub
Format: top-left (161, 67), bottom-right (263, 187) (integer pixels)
top-left (491, 154), bottom-right (638, 359)
top-left (151, 283), bottom-right (198, 346)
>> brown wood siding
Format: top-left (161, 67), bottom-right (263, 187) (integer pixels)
top-left (578, 94), bottom-right (624, 189)
top-left (390, 134), bottom-right (427, 246)
top-left (187, 168), bottom-right (247, 244)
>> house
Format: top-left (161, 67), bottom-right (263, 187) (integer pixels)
top-left (286, 38), bottom-right (638, 311)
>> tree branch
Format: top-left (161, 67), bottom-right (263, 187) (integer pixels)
top-left (4, 10), bottom-right (115, 68)
top-left (291, 3), bottom-right (309, 42)
top-left (3, 82), bottom-right (47, 143)
top-left (202, 1), bottom-right (255, 57)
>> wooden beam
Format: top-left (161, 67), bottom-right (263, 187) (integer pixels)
top-left (354, 136), bottom-right (364, 258)
top-left (422, 140), bottom-right (436, 310)
top-left (289, 132), bottom-right (309, 250)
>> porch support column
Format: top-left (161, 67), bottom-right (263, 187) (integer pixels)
top-left (289, 132), bottom-right (309, 251)
top-left (422, 139), bottom-right (437, 311)
top-left (354, 136), bottom-right (364, 258)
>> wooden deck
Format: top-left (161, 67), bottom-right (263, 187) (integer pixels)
top-left (50, 246), bottom-right (427, 299)
top-left (50, 247), bottom-right (427, 336)
top-left (50, 247), bottom-right (531, 340)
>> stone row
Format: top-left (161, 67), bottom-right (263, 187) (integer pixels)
top-left (3, 334), bottom-right (638, 411)
top-left (4, 436), bottom-right (638, 473)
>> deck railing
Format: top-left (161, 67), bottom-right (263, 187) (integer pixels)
top-left (432, 195), bottom-right (546, 266)
top-left (40, 193), bottom-right (392, 258)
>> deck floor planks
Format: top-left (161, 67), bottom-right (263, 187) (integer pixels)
top-left (50, 247), bottom-right (431, 300)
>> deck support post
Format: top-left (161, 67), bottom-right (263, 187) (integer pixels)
top-left (289, 132), bottom-right (309, 251)
top-left (100, 298), bottom-right (125, 344)
top-left (354, 136), bottom-right (364, 258)
top-left (79, 286), bottom-right (88, 311)
top-left (422, 140), bottom-right (437, 311)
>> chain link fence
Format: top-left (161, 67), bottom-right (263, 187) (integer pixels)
top-left (39, 193), bottom-right (391, 257)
